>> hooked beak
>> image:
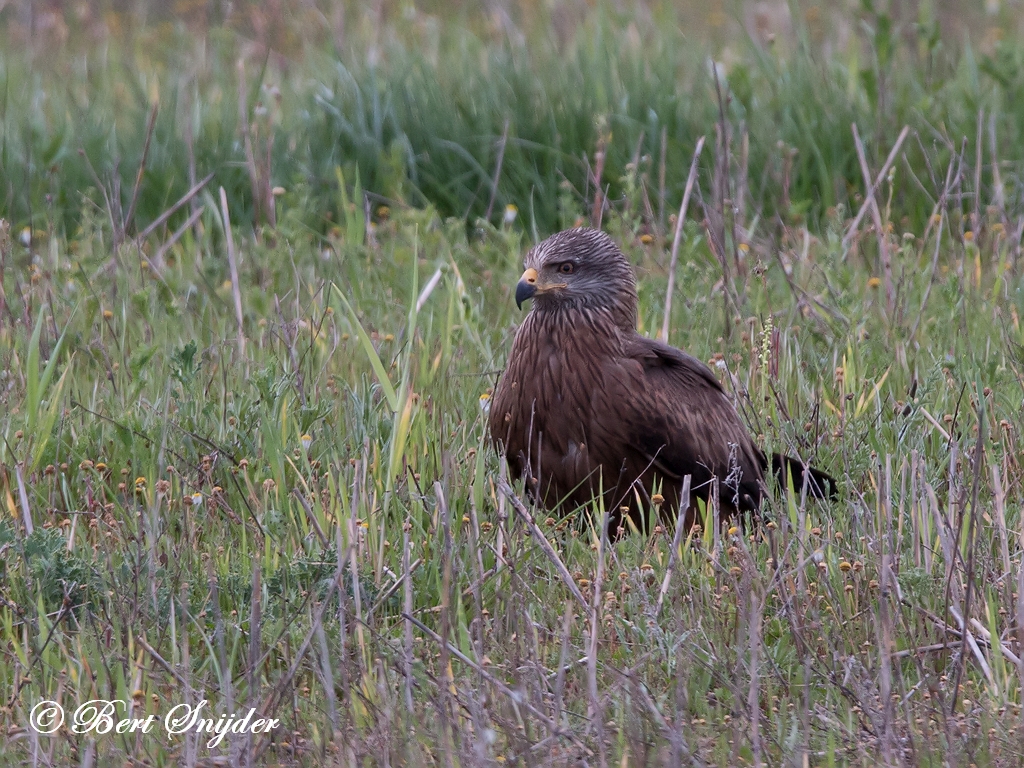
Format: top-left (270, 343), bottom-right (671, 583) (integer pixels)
top-left (515, 268), bottom-right (538, 310)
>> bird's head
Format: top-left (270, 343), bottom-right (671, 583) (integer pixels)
top-left (515, 228), bottom-right (638, 328)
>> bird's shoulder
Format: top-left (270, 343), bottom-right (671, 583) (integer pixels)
top-left (619, 334), bottom-right (725, 394)
top-left (612, 333), bottom-right (765, 499)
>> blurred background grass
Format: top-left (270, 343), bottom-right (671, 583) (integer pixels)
top-left (4, 0), bottom-right (1024, 236)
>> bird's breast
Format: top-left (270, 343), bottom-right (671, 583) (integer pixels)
top-left (492, 313), bottom-right (624, 493)
top-left (503, 316), bottom-right (615, 420)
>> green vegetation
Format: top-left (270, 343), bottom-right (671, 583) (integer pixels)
top-left (2, 1), bottom-right (1024, 765)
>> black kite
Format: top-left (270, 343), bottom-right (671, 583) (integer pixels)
top-left (489, 227), bottom-right (836, 533)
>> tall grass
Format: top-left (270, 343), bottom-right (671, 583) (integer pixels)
top-left (2, 1), bottom-right (1024, 765)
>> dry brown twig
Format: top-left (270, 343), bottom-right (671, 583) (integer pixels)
top-left (841, 125), bottom-right (910, 253)
top-left (850, 123), bottom-right (901, 314)
top-left (496, 477), bottom-right (588, 609)
top-left (139, 173), bottom-right (215, 243)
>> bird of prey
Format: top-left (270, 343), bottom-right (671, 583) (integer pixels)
top-left (489, 227), bottom-right (836, 533)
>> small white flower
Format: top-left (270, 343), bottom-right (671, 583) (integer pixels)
top-left (19, 227), bottom-right (32, 247)
top-left (301, 434), bottom-right (313, 452)
top-left (191, 492), bottom-right (204, 509)
top-left (503, 204), bottom-right (518, 225)
top-left (479, 392), bottom-right (492, 413)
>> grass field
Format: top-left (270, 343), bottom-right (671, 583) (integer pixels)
top-left (3, 1), bottom-right (1024, 765)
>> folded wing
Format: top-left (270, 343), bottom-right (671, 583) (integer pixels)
top-left (605, 336), bottom-right (768, 513)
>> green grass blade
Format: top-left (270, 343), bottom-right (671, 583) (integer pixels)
top-left (331, 283), bottom-right (398, 412)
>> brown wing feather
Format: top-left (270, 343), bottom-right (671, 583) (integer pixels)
top-left (609, 335), bottom-right (767, 513)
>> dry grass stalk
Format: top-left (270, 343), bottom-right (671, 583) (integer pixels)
top-left (403, 513), bottom-right (414, 716)
top-left (153, 207), bottom-right (204, 268)
top-left (654, 475), bottom-right (693, 617)
top-left (709, 68), bottom-right (731, 273)
top-left (1018, 507), bottom-right (1024, 734)
top-left (875, 457), bottom-right (895, 764)
top-left (275, 295), bottom-right (305, 405)
top-left (973, 108), bottom-right (983, 234)
top-left (926, 482), bottom-right (961, 608)
top-left (291, 488), bottom-right (326, 544)
top-left (658, 125), bottom-right (667, 233)
top-left (402, 611), bottom-right (592, 757)
top-left (851, 123), bottom-right (896, 314)
top-left (495, 461), bottom-right (507, 574)
top-left (245, 559), bottom-right (264, 767)
top-left (485, 119), bottom-right (510, 223)
top-left (179, 584), bottom-right (197, 768)
top-left (135, 635), bottom-right (187, 687)
top-left (553, 599), bottom-right (574, 729)
top-left (123, 102), bottom-right (159, 241)
top-left (965, 616), bottom-right (1021, 666)
top-left (991, 465), bottom-right (1012, 585)
top-left (948, 605), bottom-right (996, 690)
top-left (253, 564), bottom-right (345, 763)
top-left (918, 407), bottom-right (951, 443)
top-left (841, 125), bottom-right (910, 252)
top-left (466, 491), bottom-right (487, 661)
top-left (660, 137), bottom-right (705, 342)
top-left (948, 408), bottom-right (987, 710)
top-left (140, 171), bottom-right (214, 242)
top-left (183, 75), bottom-right (201, 240)
top-left (15, 464), bottom-right (32, 534)
top-left (497, 477), bottom-right (588, 609)
top-left (348, 463), bottom-right (367, 666)
top-left (205, 558), bottom-right (235, 745)
top-left (727, 521), bottom-right (764, 768)
top-left (237, 59), bottom-right (275, 227)
top-left (435, 481), bottom-right (458, 762)
top-left (736, 125), bottom-right (749, 233)
top-left (587, 504), bottom-right (609, 768)
top-left (989, 112), bottom-right (1006, 215)
top-left (910, 154), bottom-right (959, 342)
top-left (591, 129), bottom-right (608, 229)
top-left (219, 187), bottom-right (247, 361)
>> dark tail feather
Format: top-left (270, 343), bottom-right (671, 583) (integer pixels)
top-left (771, 453), bottom-right (838, 500)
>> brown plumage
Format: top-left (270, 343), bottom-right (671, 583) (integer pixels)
top-left (489, 227), bottom-right (836, 533)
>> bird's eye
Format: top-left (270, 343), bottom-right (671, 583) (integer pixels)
top-left (558, 262), bottom-right (574, 275)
